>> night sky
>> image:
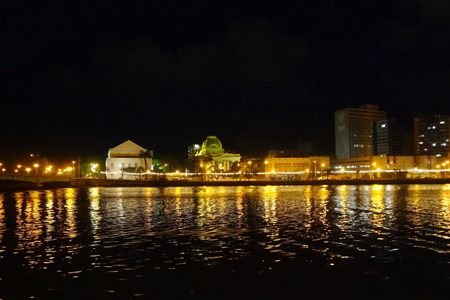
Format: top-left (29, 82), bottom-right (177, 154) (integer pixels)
top-left (2, 0), bottom-right (450, 160)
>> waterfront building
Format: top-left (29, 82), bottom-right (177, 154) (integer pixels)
top-left (414, 115), bottom-right (450, 157)
top-left (335, 104), bottom-right (386, 159)
top-left (193, 136), bottom-right (241, 172)
top-left (265, 150), bottom-right (330, 178)
top-left (373, 118), bottom-right (413, 156)
top-left (332, 155), bottom-right (449, 179)
top-left (105, 140), bottom-right (153, 179)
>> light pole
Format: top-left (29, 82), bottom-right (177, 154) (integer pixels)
top-left (313, 160), bottom-right (317, 179)
top-left (33, 163), bottom-right (39, 184)
top-left (72, 160), bottom-right (76, 178)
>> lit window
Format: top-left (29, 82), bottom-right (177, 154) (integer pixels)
top-left (440, 121), bottom-right (445, 124)
top-left (442, 143), bottom-right (447, 146)
top-left (381, 124), bottom-right (386, 128)
top-left (432, 143), bottom-right (436, 147)
top-left (432, 126), bottom-right (436, 129)
top-left (419, 142), bottom-right (423, 145)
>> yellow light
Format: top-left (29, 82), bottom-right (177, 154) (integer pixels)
top-left (25, 167), bottom-right (32, 173)
top-left (372, 162), bottom-right (377, 167)
top-left (72, 160), bottom-right (76, 164)
top-left (14, 169), bottom-right (18, 173)
top-left (175, 170), bottom-right (180, 173)
top-left (0, 163), bottom-right (2, 167)
top-left (1, 168), bottom-right (5, 172)
top-left (306, 168), bottom-right (310, 173)
top-left (17, 164), bottom-right (22, 168)
top-left (321, 163), bottom-right (325, 167)
top-left (248, 161), bottom-right (252, 165)
top-left (264, 160), bottom-right (268, 165)
top-left (33, 163), bottom-right (39, 168)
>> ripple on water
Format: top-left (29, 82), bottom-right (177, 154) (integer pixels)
top-left (0, 185), bottom-right (449, 298)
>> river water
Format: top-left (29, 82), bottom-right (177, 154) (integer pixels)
top-left (0, 185), bottom-right (449, 299)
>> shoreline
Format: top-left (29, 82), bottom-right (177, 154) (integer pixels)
top-left (1, 178), bottom-right (450, 191)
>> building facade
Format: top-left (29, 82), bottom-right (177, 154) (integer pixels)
top-left (265, 150), bottom-right (330, 178)
top-left (414, 115), bottom-right (450, 157)
top-left (193, 136), bottom-right (241, 172)
top-left (335, 104), bottom-right (386, 159)
top-left (105, 140), bottom-right (153, 179)
top-left (373, 118), bottom-right (412, 156)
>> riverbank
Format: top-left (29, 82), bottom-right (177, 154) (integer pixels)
top-left (72, 178), bottom-right (450, 187)
top-left (1, 177), bottom-right (450, 191)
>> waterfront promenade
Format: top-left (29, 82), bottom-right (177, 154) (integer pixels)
top-left (2, 177), bottom-right (450, 191)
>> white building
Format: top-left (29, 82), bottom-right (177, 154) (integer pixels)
top-left (105, 140), bottom-right (153, 179)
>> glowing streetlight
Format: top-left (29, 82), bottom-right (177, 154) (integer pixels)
top-left (33, 163), bottom-right (39, 176)
top-left (25, 167), bottom-right (32, 174)
top-left (17, 164), bottom-right (22, 169)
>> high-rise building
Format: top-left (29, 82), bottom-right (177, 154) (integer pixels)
top-left (414, 115), bottom-right (450, 157)
top-left (335, 104), bottom-right (386, 159)
top-left (373, 118), bottom-right (412, 156)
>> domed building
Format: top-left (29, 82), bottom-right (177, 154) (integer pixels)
top-left (193, 136), bottom-right (241, 172)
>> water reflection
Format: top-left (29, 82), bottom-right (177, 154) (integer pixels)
top-left (0, 185), bottom-right (448, 290)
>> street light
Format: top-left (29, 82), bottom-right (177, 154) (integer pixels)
top-left (33, 163), bottom-right (39, 176)
top-left (313, 160), bottom-right (317, 179)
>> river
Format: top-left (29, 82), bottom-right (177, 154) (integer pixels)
top-left (0, 185), bottom-right (449, 299)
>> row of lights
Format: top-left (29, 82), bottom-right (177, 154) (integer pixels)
top-left (0, 160), bottom-right (77, 175)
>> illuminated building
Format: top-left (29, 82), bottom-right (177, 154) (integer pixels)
top-left (414, 115), bottom-right (450, 157)
top-left (193, 136), bottom-right (241, 172)
top-left (335, 104), bottom-right (386, 159)
top-left (105, 140), bottom-right (153, 179)
top-left (265, 150), bottom-right (330, 178)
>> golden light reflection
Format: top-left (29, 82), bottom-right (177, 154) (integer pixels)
top-left (89, 187), bottom-right (101, 242)
top-left (407, 185), bottom-right (422, 227)
top-left (304, 186), bottom-right (313, 230)
top-left (14, 191), bottom-right (44, 267)
top-left (174, 187), bottom-right (182, 219)
top-left (45, 190), bottom-right (55, 240)
top-left (370, 185), bottom-right (385, 230)
top-left (0, 193), bottom-right (4, 242)
top-left (439, 184), bottom-right (450, 223)
top-left (235, 186), bottom-right (244, 225)
top-left (64, 188), bottom-right (78, 239)
top-left (317, 186), bottom-right (330, 225)
top-left (261, 186), bottom-right (278, 225)
top-left (335, 185), bottom-right (349, 228)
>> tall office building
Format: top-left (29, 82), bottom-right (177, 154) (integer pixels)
top-left (414, 115), bottom-right (450, 157)
top-left (373, 118), bottom-right (412, 156)
top-left (335, 104), bottom-right (386, 159)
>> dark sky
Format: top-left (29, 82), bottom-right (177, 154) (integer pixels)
top-left (2, 0), bottom-right (450, 160)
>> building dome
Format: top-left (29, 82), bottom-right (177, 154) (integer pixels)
top-left (198, 136), bottom-right (225, 156)
top-left (203, 136), bottom-right (222, 149)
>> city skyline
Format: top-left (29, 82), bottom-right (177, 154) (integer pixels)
top-left (2, 1), bottom-right (450, 158)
